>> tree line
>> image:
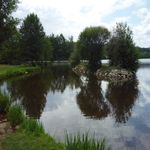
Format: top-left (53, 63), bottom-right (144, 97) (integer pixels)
top-left (0, 0), bottom-right (139, 71)
top-left (0, 0), bottom-right (74, 64)
top-left (138, 47), bottom-right (150, 58)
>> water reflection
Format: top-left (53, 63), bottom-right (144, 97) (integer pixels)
top-left (76, 73), bottom-right (139, 123)
top-left (2, 64), bottom-right (150, 149)
top-left (1, 65), bottom-right (139, 123)
top-left (5, 65), bottom-right (81, 118)
top-left (77, 74), bottom-right (110, 119)
top-left (7, 74), bottom-right (49, 118)
top-left (106, 80), bottom-right (139, 123)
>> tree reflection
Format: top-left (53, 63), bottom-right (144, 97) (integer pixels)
top-left (6, 65), bottom-right (81, 119)
top-left (106, 80), bottom-right (139, 123)
top-left (77, 74), bottom-right (110, 119)
top-left (7, 74), bottom-right (49, 119)
top-left (76, 73), bottom-right (139, 123)
top-left (49, 65), bottom-right (81, 93)
top-left (2, 65), bottom-right (139, 123)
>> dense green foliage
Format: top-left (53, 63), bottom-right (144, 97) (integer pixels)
top-left (0, 30), bottom-right (21, 64)
top-left (0, 0), bottom-right (20, 64)
top-left (107, 23), bottom-right (139, 70)
top-left (41, 36), bottom-right (53, 61)
top-left (0, 0), bottom-right (18, 45)
top-left (49, 34), bottom-right (74, 61)
top-left (78, 26), bottom-right (110, 70)
top-left (20, 13), bottom-right (45, 62)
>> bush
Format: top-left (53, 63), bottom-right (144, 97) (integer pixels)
top-left (7, 105), bottom-right (25, 128)
top-left (0, 92), bottom-right (10, 113)
top-left (65, 133), bottom-right (111, 150)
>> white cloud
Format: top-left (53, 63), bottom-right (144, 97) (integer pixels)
top-left (133, 7), bottom-right (150, 47)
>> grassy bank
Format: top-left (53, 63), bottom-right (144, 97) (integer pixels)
top-left (1, 131), bottom-right (111, 150)
top-left (1, 131), bottom-right (64, 150)
top-left (0, 65), bottom-right (39, 80)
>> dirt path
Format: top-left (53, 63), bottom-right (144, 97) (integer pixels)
top-left (0, 115), bottom-right (12, 150)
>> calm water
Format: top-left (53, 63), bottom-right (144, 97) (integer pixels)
top-left (0, 60), bottom-right (150, 150)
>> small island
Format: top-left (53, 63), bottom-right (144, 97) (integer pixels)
top-left (71, 23), bottom-right (139, 85)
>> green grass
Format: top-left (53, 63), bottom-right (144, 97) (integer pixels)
top-left (7, 105), bottom-right (25, 128)
top-left (0, 131), bottom-right (64, 150)
top-left (0, 92), bottom-right (10, 113)
top-left (0, 64), bottom-right (39, 80)
top-left (1, 131), bottom-right (111, 150)
top-left (21, 118), bottom-right (45, 136)
top-left (65, 133), bottom-right (111, 150)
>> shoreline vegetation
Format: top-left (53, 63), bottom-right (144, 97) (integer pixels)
top-left (0, 65), bottom-right (40, 80)
top-left (0, 92), bottom-right (111, 150)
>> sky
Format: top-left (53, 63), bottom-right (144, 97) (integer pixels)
top-left (14, 0), bottom-right (150, 47)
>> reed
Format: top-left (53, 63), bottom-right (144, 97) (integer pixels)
top-left (65, 133), bottom-right (111, 150)
top-left (21, 118), bottom-right (45, 136)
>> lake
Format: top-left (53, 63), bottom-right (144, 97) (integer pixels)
top-left (0, 59), bottom-right (150, 150)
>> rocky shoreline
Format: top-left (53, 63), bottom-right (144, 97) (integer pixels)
top-left (73, 65), bottom-right (135, 82)
top-left (96, 68), bottom-right (134, 82)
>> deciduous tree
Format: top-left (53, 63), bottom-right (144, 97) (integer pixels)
top-left (107, 23), bottom-right (139, 70)
top-left (78, 26), bottom-right (110, 70)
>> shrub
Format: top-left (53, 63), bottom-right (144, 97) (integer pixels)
top-left (7, 105), bottom-right (25, 128)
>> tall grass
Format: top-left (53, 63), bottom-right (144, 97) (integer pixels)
top-left (7, 105), bottom-right (25, 128)
top-left (21, 118), bottom-right (45, 136)
top-left (0, 92), bottom-right (10, 114)
top-left (65, 133), bottom-right (111, 150)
